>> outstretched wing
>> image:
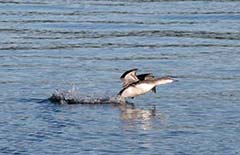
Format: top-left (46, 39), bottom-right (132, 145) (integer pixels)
top-left (120, 68), bottom-right (139, 88)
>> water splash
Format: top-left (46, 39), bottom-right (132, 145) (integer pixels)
top-left (49, 84), bottom-right (119, 105)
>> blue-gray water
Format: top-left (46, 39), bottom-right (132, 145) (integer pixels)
top-left (1, 0), bottom-right (240, 154)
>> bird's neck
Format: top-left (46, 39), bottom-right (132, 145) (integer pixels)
top-left (153, 78), bottom-right (173, 86)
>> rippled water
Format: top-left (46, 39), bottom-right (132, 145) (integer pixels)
top-left (1, 0), bottom-right (240, 154)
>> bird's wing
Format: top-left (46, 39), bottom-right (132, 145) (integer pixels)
top-left (120, 68), bottom-right (139, 88)
top-left (137, 73), bottom-right (155, 81)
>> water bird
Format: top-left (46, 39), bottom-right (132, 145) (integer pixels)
top-left (117, 68), bottom-right (174, 102)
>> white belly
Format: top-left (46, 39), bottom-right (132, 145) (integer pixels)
top-left (121, 83), bottom-right (154, 98)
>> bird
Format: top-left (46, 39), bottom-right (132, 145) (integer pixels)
top-left (117, 68), bottom-right (174, 103)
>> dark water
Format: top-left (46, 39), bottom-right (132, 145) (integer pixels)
top-left (1, 0), bottom-right (240, 154)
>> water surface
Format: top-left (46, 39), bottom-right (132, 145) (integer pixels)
top-left (1, 0), bottom-right (240, 154)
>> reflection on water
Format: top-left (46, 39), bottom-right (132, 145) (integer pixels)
top-left (119, 104), bottom-right (155, 121)
top-left (120, 104), bottom-right (155, 131)
top-left (119, 103), bottom-right (167, 131)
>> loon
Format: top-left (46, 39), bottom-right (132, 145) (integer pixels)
top-left (117, 68), bottom-right (174, 102)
